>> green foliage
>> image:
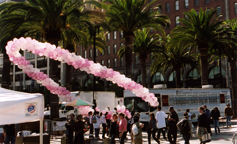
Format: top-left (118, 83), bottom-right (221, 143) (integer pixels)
top-left (169, 8), bottom-right (225, 50)
top-left (102, 0), bottom-right (170, 35)
top-left (118, 28), bottom-right (163, 59)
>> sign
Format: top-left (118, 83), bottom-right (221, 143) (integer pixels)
top-left (25, 102), bottom-right (38, 117)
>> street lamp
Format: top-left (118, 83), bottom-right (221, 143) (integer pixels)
top-left (93, 25), bottom-right (100, 109)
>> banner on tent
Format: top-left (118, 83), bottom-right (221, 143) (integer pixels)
top-left (25, 102), bottom-right (38, 117)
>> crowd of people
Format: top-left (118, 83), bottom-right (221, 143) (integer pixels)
top-left (64, 104), bottom-right (234, 144)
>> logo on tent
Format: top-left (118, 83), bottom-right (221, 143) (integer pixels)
top-left (27, 104), bottom-right (36, 113)
top-left (25, 102), bottom-right (38, 116)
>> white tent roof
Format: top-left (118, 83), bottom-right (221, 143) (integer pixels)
top-left (0, 87), bottom-right (44, 125)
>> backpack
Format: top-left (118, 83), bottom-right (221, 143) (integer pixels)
top-left (178, 120), bottom-right (189, 135)
top-left (92, 116), bottom-right (97, 123)
top-left (132, 123), bottom-right (139, 136)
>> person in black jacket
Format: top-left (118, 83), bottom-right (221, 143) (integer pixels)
top-left (168, 106), bottom-right (179, 144)
top-left (110, 113), bottom-right (118, 144)
top-left (65, 114), bottom-right (75, 144)
top-left (147, 113), bottom-right (159, 144)
top-left (197, 107), bottom-right (208, 144)
top-left (211, 107), bottom-right (220, 134)
top-left (74, 115), bottom-right (85, 144)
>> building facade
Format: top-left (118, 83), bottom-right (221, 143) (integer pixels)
top-left (0, 0), bottom-right (236, 96)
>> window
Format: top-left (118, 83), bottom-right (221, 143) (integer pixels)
top-left (107, 33), bottom-right (110, 41)
top-left (101, 60), bottom-right (104, 65)
top-left (107, 46), bottom-right (111, 54)
top-left (113, 31), bottom-right (117, 39)
top-left (166, 3), bottom-right (170, 13)
top-left (120, 43), bottom-right (124, 47)
top-left (158, 8), bottom-right (162, 14)
top-left (196, 11), bottom-right (199, 15)
top-left (206, 9), bottom-right (210, 14)
top-left (89, 49), bottom-right (92, 58)
top-left (194, 0), bottom-right (198, 6)
top-left (152, 72), bottom-right (164, 83)
top-left (120, 31), bottom-right (124, 38)
top-left (113, 44), bottom-right (117, 54)
top-left (101, 50), bottom-right (105, 56)
top-left (184, 14), bottom-right (188, 19)
top-left (114, 58), bottom-right (117, 67)
top-left (96, 49), bottom-right (98, 57)
top-left (120, 57), bottom-right (124, 66)
top-left (205, 0), bottom-right (209, 3)
top-left (235, 3), bottom-right (237, 14)
top-left (175, 1), bottom-right (179, 10)
top-left (107, 59), bottom-right (110, 67)
top-left (216, 6), bottom-right (221, 16)
top-left (175, 16), bottom-right (180, 26)
top-left (84, 51), bottom-right (87, 58)
top-left (0, 0), bottom-right (6, 3)
top-left (135, 55), bottom-right (139, 64)
top-left (184, 0), bottom-right (189, 8)
top-left (148, 0), bottom-right (152, 2)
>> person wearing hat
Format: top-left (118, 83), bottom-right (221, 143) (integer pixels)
top-left (168, 106), bottom-right (179, 144)
top-left (224, 103), bottom-right (233, 128)
top-left (177, 112), bottom-right (192, 144)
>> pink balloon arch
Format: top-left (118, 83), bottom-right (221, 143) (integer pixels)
top-left (6, 37), bottom-right (159, 113)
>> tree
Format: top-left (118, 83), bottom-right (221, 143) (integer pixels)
top-left (118, 28), bottom-right (163, 87)
top-left (0, 0), bottom-right (94, 119)
top-left (102, 0), bottom-right (170, 78)
top-left (216, 19), bottom-right (237, 115)
top-left (151, 37), bottom-right (196, 88)
top-left (169, 8), bottom-right (227, 86)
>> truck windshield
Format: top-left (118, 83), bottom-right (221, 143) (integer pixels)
top-left (124, 97), bottom-right (148, 112)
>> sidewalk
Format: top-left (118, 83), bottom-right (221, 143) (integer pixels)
top-left (50, 120), bottom-right (237, 144)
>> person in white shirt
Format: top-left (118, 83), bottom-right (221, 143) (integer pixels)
top-left (94, 112), bottom-right (101, 139)
top-left (186, 109), bottom-right (192, 120)
top-left (155, 106), bottom-right (168, 140)
top-left (101, 113), bottom-right (107, 139)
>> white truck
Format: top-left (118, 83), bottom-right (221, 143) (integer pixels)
top-left (44, 91), bottom-right (123, 119)
top-left (124, 86), bottom-right (231, 123)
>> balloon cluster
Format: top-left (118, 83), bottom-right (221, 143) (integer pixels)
top-left (77, 106), bottom-right (94, 116)
top-left (5, 37), bottom-right (159, 107)
top-left (116, 105), bottom-right (131, 119)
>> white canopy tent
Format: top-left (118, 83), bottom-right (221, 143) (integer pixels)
top-left (0, 87), bottom-right (44, 144)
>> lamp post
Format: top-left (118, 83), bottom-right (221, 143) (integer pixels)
top-left (93, 25), bottom-right (100, 109)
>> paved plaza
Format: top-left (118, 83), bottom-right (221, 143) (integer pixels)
top-left (50, 120), bottom-right (237, 144)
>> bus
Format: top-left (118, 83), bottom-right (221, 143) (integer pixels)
top-left (124, 87), bottom-right (231, 123)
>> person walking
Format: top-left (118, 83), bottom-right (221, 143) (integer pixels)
top-left (197, 107), bottom-right (208, 144)
top-left (110, 114), bottom-right (118, 144)
top-left (203, 105), bottom-right (211, 135)
top-left (147, 113), bottom-right (159, 144)
top-left (224, 103), bottom-right (233, 128)
top-left (168, 106), bottom-right (179, 144)
top-left (130, 111), bottom-right (135, 143)
top-left (132, 115), bottom-right (144, 144)
top-left (65, 114), bottom-right (75, 144)
top-left (88, 111), bottom-right (94, 138)
top-left (119, 113), bottom-right (127, 144)
top-left (3, 124), bottom-right (16, 144)
top-left (74, 115), bottom-right (85, 144)
top-left (101, 112), bottom-right (107, 139)
top-left (211, 107), bottom-right (220, 134)
top-left (155, 106), bottom-right (168, 141)
top-left (94, 112), bottom-right (101, 139)
top-left (177, 112), bottom-right (192, 144)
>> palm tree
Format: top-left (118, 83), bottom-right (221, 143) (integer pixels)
top-left (118, 28), bottom-right (163, 87)
top-left (0, 0), bottom-right (94, 119)
top-left (102, 0), bottom-right (170, 78)
top-left (169, 8), bottom-right (228, 86)
top-left (151, 40), bottom-right (196, 88)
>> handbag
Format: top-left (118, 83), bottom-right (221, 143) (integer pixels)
top-left (202, 131), bottom-right (211, 143)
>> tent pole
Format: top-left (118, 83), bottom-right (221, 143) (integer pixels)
top-left (40, 118), bottom-right (43, 144)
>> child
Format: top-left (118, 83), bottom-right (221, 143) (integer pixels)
top-left (132, 115), bottom-right (144, 144)
top-left (94, 112), bottom-right (101, 139)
